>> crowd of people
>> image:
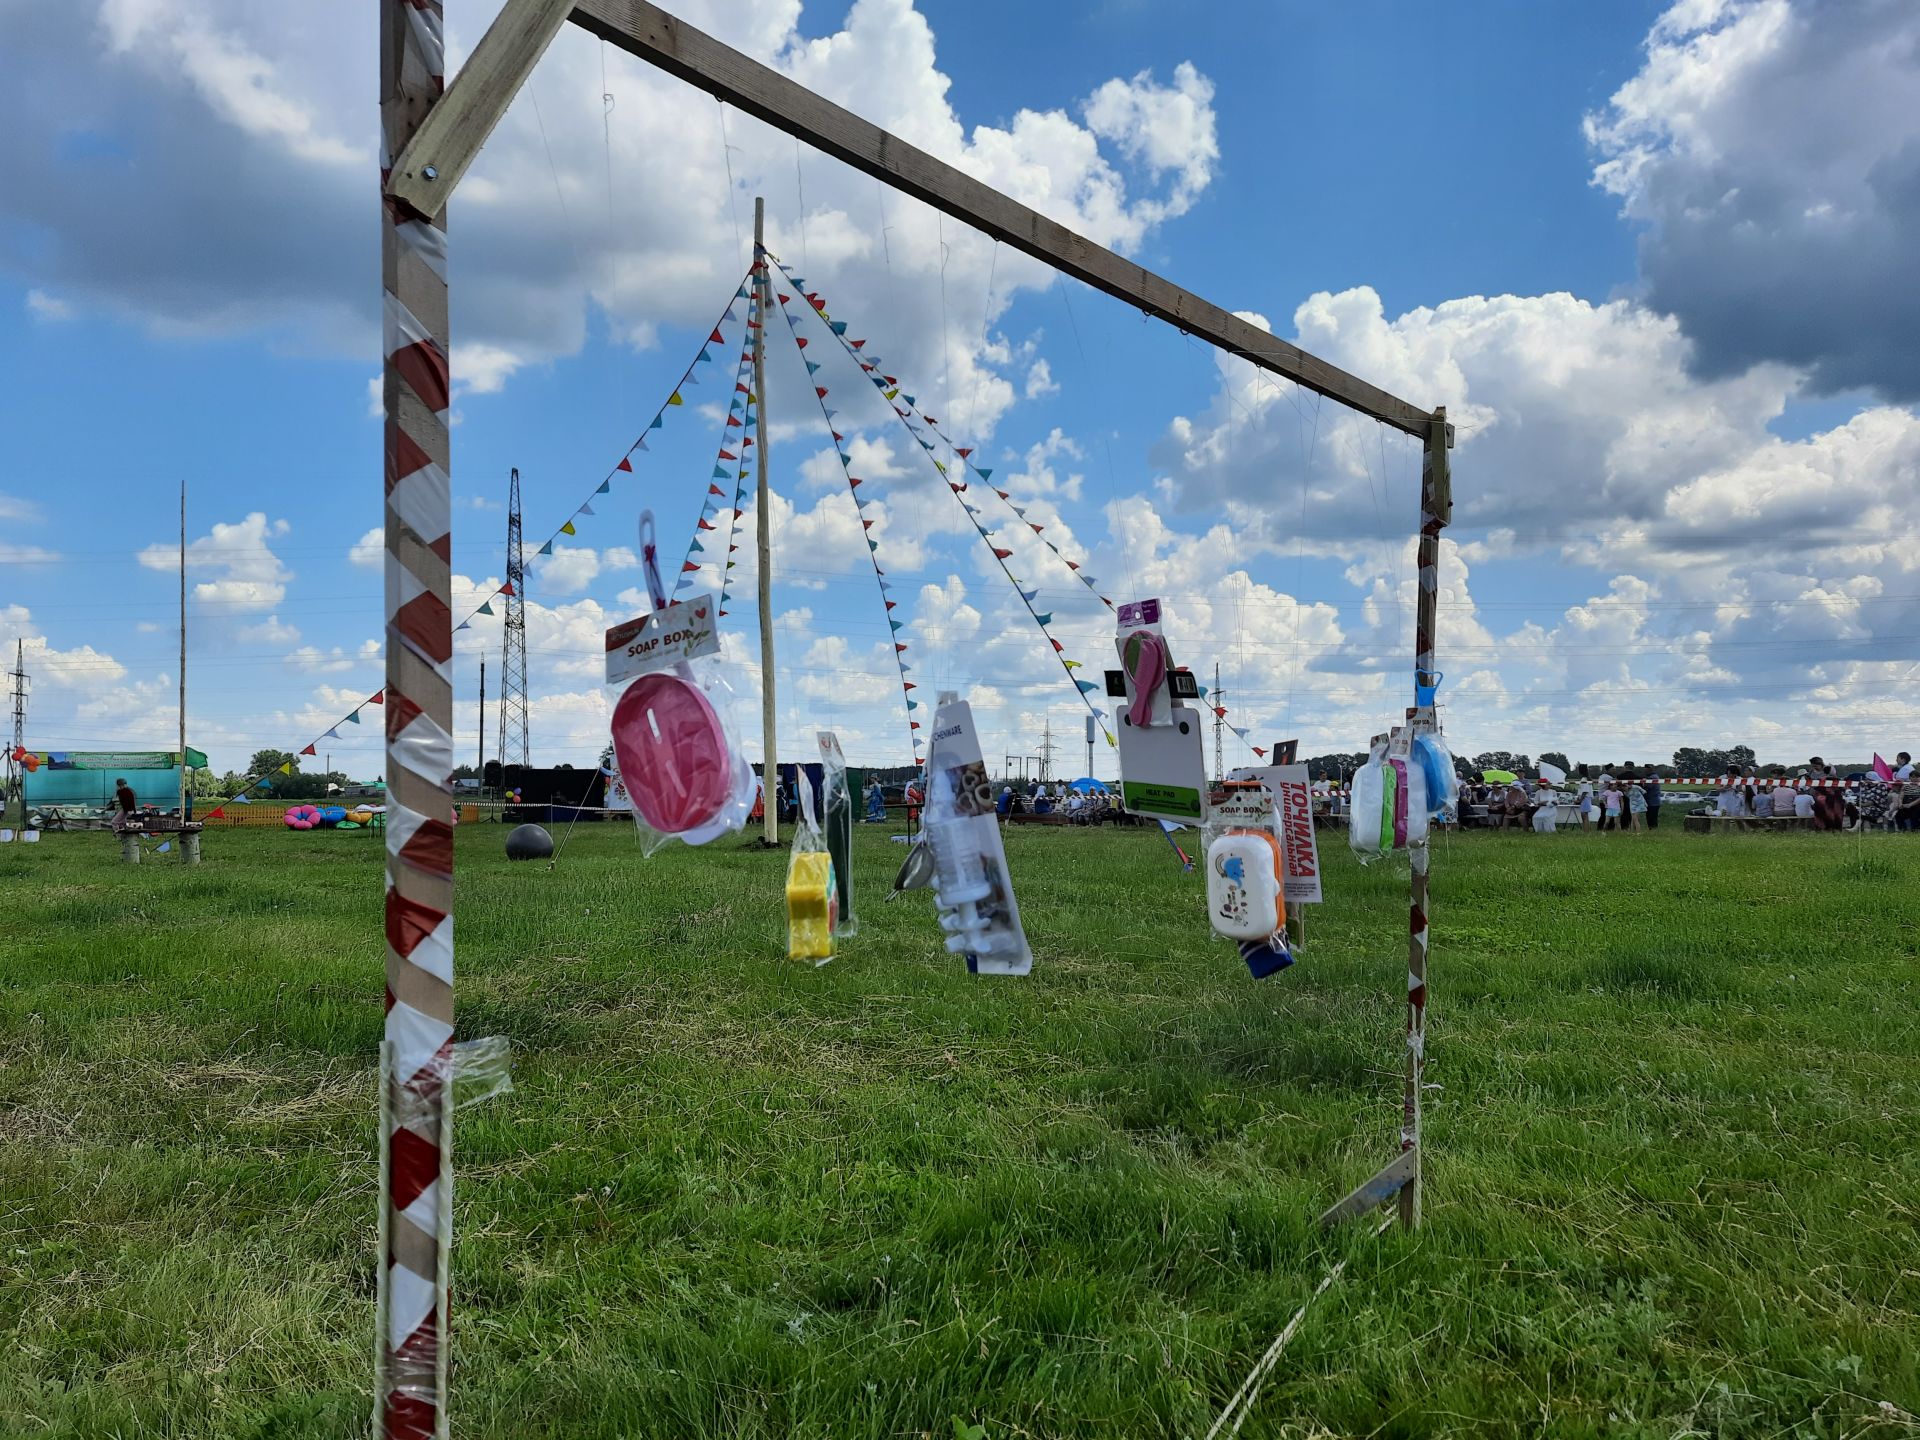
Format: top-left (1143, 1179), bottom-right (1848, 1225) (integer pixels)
top-left (1705, 754), bottom-right (1918, 831)
top-left (1449, 753), bottom-right (1919, 834)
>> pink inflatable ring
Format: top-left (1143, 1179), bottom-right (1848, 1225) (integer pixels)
top-left (284, 805), bottom-right (321, 830)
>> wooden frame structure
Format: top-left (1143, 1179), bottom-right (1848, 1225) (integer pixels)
top-left (377, 2), bottom-right (1452, 1430)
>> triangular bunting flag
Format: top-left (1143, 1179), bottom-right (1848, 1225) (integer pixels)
top-left (300, 744), bottom-right (316, 756)
top-left (560, 521), bottom-right (577, 536)
top-left (538, 540), bottom-right (553, 556)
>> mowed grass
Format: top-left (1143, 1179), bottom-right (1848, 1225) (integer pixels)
top-left (2, 819), bottom-right (1918, 1439)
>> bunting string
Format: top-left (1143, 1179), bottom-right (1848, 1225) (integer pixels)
top-left (451, 263), bottom-right (757, 640)
top-left (770, 256), bottom-right (1112, 612)
top-left (770, 255), bottom-right (1295, 764)
top-left (200, 688), bottom-right (387, 821)
top-left (772, 259), bottom-right (924, 765)
top-left (221, 272), bottom-right (759, 818)
top-left (770, 264), bottom-right (1114, 748)
top-left (675, 294), bottom-right (759, 601)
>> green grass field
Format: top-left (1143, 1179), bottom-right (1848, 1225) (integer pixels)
top-left (3, 820), bottom-right (1918, 1438)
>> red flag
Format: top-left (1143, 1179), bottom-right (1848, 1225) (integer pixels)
top-left (369, 690), bottom-right (384, 704)
top-left (1214, 706), bottom-right (1228, 719)
top-left (895, 644), bottom-right (909, 653)
top-left (1253, 747), bottom-right (1267, 758)
top-left (815, 386), bottom-right (828, 398)
top-left (726, 415), bottom-right (743, 427)
top-left (1030, 523), bottom-right (1044, 534)
top-left (910, 721), bottom-right (921, 731)
top-left (956, 447), bottom-right (973, 459)
top-left (885, 600), bottom-right (897, 610)
top-left (617, 457), bottom-right (634, 472)
top-left (682, 562), bottom-right (700, 573)
top-left (903, 681), bottom-right (916, 690)
top-left (206, 807), bottom-right (225, 820)
top-left (501, 583), bottom-right (515, 597)
top-left (849, 477), bottom-right (863, 488)
top-left (796, 337), bottom-right (809, 349)
top-left (1052, 639), bottom-right (1064, 653)
top-left (862, 519), bottom-right (874, 530)
top-left (851, 339), bottom-right (866, 349)
top-left (698, 519), bottom-right (716, 531)
top-left (992, 548), bottom-right (1012, 559)
top-left (300, 744), bottom-right (317, 756)
top-left (719, 450), bottom-right (737, 461)
top-left (709, 485), bottom-right (725, 497)
top-left (1066, 561), bottom-right (1080, 571)
top-left (708, 328), bottom-right (725, 343)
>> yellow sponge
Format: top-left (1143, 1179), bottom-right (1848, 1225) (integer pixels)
top-left (786, 851), bottom-right (838, 961)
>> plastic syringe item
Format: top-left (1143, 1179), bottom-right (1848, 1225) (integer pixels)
top-left (928, 767), bottom-right (997, 953)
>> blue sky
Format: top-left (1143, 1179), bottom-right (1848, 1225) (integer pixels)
top-left (5, 0), bottom-right (1918, 781)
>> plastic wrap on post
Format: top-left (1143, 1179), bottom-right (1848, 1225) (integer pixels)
top-left (374, 1036), bottom-right (510, 1432)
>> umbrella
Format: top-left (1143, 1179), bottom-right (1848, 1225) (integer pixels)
top-left (1068, 777), bottom-right (1108, 793)
top-left (1482, 769), bottom-right (1518, 784)
top-left (1538, 761), bottom-right (1567, 785)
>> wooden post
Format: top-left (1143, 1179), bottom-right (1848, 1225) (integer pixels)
top-left (120, 832), bottom-right (140, 866)
top-left (1400, 405), bottom-right (1450, 1229)
top-left (378, 1), bottom-right (457, 1435)
top-left (753, 197), bottom-right (777, 845)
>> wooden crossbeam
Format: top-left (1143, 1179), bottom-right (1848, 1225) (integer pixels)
top-left (566, 0), bottom-right (1435, 436)
top-left (386, 0), bottom-right (578, 218)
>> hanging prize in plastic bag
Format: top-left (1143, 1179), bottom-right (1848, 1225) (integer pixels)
top-left (785, 769), bottom-right (837, 964)
top-left (1348, 727), bottom-right (1428, 863)
top-left (604, 512), bottom-right (757, 854)
top-left (817, 731), bottom-right (857, 937)
top-left (1107, 598), bottom-right (1208, 825)
top-left (923, 691), bottom-right (1031, 975)
top-left (1203, 777), bottom-right (1293, 978)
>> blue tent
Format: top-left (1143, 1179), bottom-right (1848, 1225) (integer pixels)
top-left (1068, 777), bottom-right (1109, 794)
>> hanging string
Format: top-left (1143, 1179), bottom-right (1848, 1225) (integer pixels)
top-left (599, 45), bottom-right (616, 242)
top-left (1060, 278), bottom-right (1138, 602)
top-left (527, 85), bottom-right (586, 285)
top-left (717, 102), bottom-right (745, 273)
top-left (772, 282), bottom-right (923, 764)
top-left (793, 137), bottom-right (809, 273)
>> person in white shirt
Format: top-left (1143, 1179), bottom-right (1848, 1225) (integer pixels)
top-left (1717, 787), bottom-right (1748, 819)
top-left (1896, 751), bottom-right (1913, 782)
top-left (1793, 789), bottom-right (1815, 820)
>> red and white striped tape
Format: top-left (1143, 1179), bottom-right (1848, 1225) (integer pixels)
top-left (378, 2), bottom-right (454, 1436)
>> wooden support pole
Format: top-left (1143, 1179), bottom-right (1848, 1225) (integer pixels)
top-left (564, 0), bottom-right (1432, 437)
top-left (1399, 405), bottom-right (1450, 1230)
top-left (754, 197), bottom-right (777, 845)
top-left (378, 2), bottom-right (457, 1435)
